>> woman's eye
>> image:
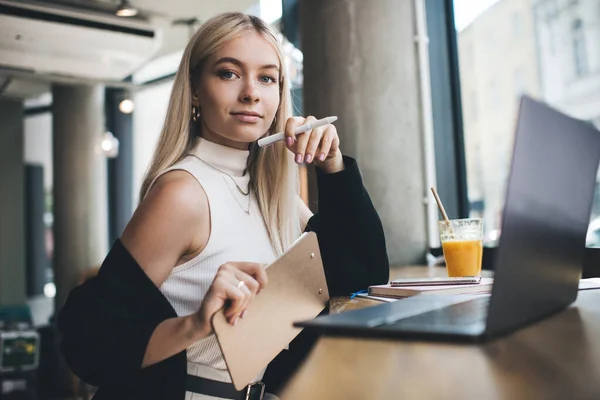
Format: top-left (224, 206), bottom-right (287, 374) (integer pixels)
top-left (260, 75), bottom-right (277, 84)
top-left (218, 70), bottom-right (237, 80)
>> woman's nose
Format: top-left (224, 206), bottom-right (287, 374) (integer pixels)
top-left (239, 81), bottom-right (260, 104)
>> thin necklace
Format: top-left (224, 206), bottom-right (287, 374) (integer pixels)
top-left (187, 153), bottom-right (250, 196)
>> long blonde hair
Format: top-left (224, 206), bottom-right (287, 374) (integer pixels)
top-left (140, 12), bottom-right (300, 255)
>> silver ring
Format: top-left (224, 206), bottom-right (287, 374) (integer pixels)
top-left (237, 280), bottom-right (245, 289)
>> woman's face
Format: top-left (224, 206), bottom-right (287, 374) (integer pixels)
top-left (193, 32), bottom-right (281, 150)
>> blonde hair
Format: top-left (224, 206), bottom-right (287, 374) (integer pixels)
top-left (140, 12), bottom-right (300, 255)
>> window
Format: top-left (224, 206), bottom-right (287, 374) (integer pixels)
top-left (487, 30), bottom-right (495, 48)
top-left (514, 68), bottom-right (526, 97)
top-left (512, 12), bottom-right (523, 37)
top-left (544, 0), bottom-right (558, 54)
top-left (471, 92), bottom-right (478, 120)
top-left (466, 45), bottom-right (474, 67)
top-left (453, 0), bottom-right (600, 247)
top-left (572, 18), bottom-right (588, 78)
top-left (489, 80), bottom-right (501, 109)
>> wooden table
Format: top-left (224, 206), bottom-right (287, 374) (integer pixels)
top-left (281, 267), bottom-right (600, 400)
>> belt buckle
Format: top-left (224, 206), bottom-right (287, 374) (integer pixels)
top-left (245, 381), bottom-right (265, 400)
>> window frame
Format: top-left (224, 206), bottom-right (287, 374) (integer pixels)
top-left (571, 18), bottom-right (588, 78)
top-left (426, 0), bottom-right (470, 222)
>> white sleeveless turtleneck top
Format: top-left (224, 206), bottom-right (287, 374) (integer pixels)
top-left (147, 137), bottom-right (277, 384)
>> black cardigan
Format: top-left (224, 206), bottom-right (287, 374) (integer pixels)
top-left (58, 156), bottom-right (389, 400)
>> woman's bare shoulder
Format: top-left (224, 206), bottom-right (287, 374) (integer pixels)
top-left (120, 170), bottom-right (210, 286)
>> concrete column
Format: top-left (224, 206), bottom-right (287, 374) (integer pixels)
top-left (299, 0), bottom-right (427, 265)
top-left (52, 84), bottom-right (108, 312)
top-left (0, 99), bottom-right (26, 306)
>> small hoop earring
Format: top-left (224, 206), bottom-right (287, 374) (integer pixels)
top-left (192, 105), bottom-right (201, 122)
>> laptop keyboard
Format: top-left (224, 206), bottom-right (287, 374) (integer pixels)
top-left (381, 296), bottom-right (490, 328)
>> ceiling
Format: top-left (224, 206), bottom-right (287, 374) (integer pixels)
top-left (0, 0), bottom-right (261, 99)
top-left (46, 0), bottom-right (256, 18)
top-left (34, 0), bottom-right (261, 56)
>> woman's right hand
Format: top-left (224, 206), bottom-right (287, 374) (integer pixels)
top-left (194, 262), bottom-right (268, 337)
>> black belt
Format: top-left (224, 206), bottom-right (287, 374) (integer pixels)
top-left (186, 374), bottom-right (265, 400)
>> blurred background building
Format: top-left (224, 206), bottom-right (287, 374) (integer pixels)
top-left (456, 0), bottom-right (600, 245)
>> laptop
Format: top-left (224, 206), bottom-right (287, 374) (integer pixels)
top-left (294, 95), bottom-right (600, 342)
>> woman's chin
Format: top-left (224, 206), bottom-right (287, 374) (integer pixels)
top-left (202, 124), bottom-right (268, 147)
top-left (228, 127), bottom-right (268, 144)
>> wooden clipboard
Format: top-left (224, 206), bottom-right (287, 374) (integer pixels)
top-left (211, 231), bottom-right (330, 390)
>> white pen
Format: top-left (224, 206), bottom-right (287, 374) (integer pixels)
top-left (257, 116), bottom-right (338, 148)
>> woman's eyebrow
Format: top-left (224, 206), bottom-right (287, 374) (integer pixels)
top-left (213, 57), bottom-right (279, 71)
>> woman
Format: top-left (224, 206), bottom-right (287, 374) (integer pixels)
top-left (58, 12), bottom-right (389, 400)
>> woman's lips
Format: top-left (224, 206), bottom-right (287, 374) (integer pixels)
top-left (232, 113), bottom-right (261, 123)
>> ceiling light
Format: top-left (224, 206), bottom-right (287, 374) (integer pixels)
top-left (116, 0), bottom-right (138, 17)
top-left (119, 98), bottom-right (135, 114)
top-left (98, 131), bottom-right (120, 158)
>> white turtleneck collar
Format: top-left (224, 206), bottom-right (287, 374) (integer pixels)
top-left (190, 136), bottom-right (250, 178)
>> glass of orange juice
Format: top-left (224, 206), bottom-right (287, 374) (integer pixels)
top-left (438, 218), bottom-right (483, 277)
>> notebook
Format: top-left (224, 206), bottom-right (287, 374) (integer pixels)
top-left (211, 231), bottom-right (330, 390)
top-left (361, 277), bottom-right (599, 302)
top-left (368, 277), bottom-right (494, 298)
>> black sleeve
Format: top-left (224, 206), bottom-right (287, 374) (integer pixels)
top-left (57, 240), bottom-right (168, 388)
top-left (305, 155), bottom-right (390, 296)
top-left (263, 156), bottom-right (390, 393)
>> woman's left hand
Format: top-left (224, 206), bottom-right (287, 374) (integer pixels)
top-left (284, 116), bottom-right (345, 174)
